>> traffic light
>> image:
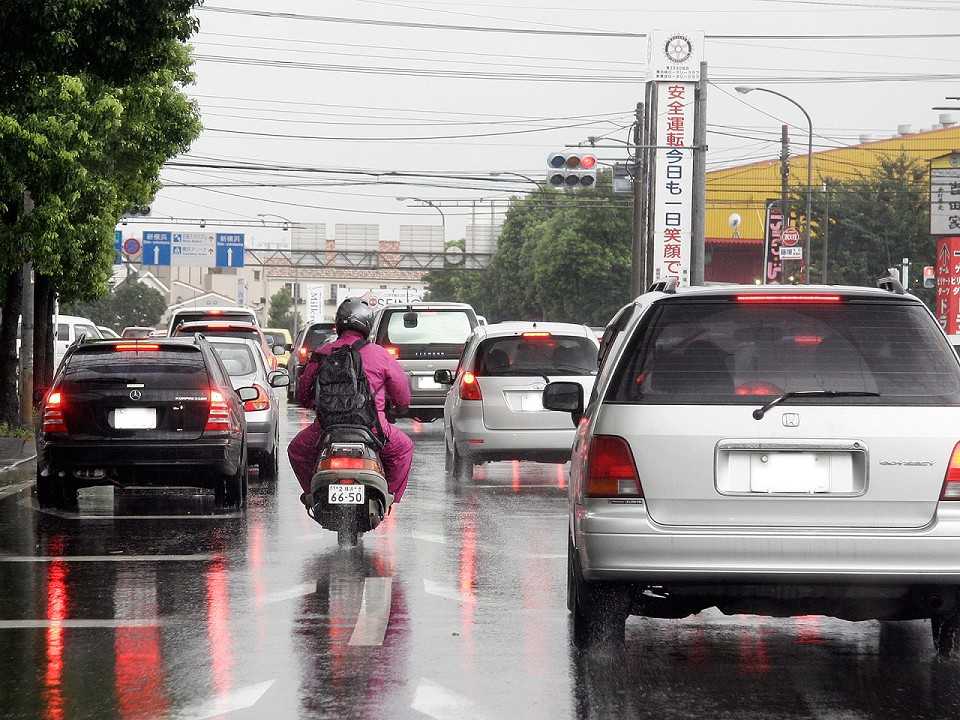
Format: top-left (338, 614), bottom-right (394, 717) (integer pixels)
top-left (546, 152), bottom-right (597, 189)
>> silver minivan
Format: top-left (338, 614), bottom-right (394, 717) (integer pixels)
top-left (369, 302), bottom-right (479, 421)
top-left (545, 284), bottom-right (960, 655)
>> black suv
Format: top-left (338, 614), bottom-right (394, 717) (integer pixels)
top-left (288, 321), bottom-right (336, 402)
top-left (36, 337), bottom-right (256, 510)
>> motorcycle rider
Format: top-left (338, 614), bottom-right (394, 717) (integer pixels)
top-left (288, 298), bottom-right (413, 505)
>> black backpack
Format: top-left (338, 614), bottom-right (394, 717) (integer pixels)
top-left (313, 339), bottom-right (383, 443)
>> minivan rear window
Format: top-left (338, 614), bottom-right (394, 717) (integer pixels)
top-left (474, 335), bottom-right (597, 377)
top-left (64, 347), bottom-right (208, 388)
top-left (608, 301), bottom-right (960, 406)
top-left (383, 310), bottom-right (473, 345)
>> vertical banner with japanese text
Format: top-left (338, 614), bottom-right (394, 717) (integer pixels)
top-left (936, 236), bottom-right (960, 334)
top-left (762, 201), bottom-right (785, 284)
top-left (651, 82), bottom-right (695, 286)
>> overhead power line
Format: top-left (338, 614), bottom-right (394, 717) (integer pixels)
top-left (197, 5), bottom-right (960, 39)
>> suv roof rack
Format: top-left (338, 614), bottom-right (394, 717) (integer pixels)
top-left (876, 270), bottom-right (906, 295)
top-left (647, 278), bottom-right (679, 295)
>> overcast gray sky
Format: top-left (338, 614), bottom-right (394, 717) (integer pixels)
top-left (151, 0), bottom-right (960, 246)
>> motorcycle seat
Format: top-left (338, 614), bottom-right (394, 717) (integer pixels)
top-left (322, 425), bottom-right (381, 447)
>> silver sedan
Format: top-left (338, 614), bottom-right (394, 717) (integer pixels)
top-left (437, 322), bottom-right (598, 480)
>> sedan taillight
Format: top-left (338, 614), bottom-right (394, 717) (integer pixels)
top-left (585, 435), bottom-right (642, 498)
top-left (243, 384), bottom-right (271, 413)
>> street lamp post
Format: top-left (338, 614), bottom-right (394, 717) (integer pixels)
top-left (396, 196), bottom-right (446, 246)
top-left (736, 86), bottom-right (814, 285)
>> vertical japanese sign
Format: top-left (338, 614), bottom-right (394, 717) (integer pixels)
top-left (762, 201), bottom-right (785, 284)
top-left (931, 155), bottom-right (960, 235)
top-left (651, 82), bottom-right (695, 286)
top-left (935, 236), bottom-right (960, 334)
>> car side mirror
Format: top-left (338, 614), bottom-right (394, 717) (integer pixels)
top-left (267, 371), bottom-right (290, 388)
top-left (285, 343), bottom-right (293, 352)
top-left (273, 345), bottom-right (286, 356)
top-left (237, 386), bottom-right (259, 402)
top-left (434, 369), bottom-right (455, 385)
top-left (543, 381), bottom-right (584, 426)
top-left (403, 311), bottom-right (419, 328)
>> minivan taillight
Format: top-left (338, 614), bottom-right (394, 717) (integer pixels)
top-left (586, 435), bottom-right (642, 498)
top-left (42, 390), bottom-right (67, 435)
top-left (459, 371), bottom-right (482, 401)
top-left (204, 389), bottom-right (233, 434)
top-left (941, 443), bottom-right (960, 500)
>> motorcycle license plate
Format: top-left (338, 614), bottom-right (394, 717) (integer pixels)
top-left (328, 484), bottom-right (365, 505)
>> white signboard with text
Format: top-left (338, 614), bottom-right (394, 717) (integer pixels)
top-left (306, 284), bottom-right (325, 324)
top-left (336, 286), bottom-right (426, 309)
top-left (171, 232), bottom-right (216, 267)
top-left (646, 30), bottom-right (704, 82)
top-left (932, 167), bottom-right (960, 235)
top-left (651, 82), bottom-right (695, 287)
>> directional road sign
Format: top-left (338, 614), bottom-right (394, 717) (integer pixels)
top-left (172, 232), bottom-right (216, 267)
top-left (142, 231), bottom-right (171, 266)
top-left (216, 233), bottom-right (245, 268)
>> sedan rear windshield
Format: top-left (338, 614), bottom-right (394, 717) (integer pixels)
top-left (608, 301), bottom-right (960, 406)
top-left (382, 310), bottom-right (473, 345)
top-left (178, 327), bottom-right (260, 342)
top-left (173, 311), bottom-right (254, 329)
top-left (63, 347), bottom-right (208, 388)
top-left (210, 343), bottom-right (259, 376)
top-left (303, 324), bottom-right (336, 352)
top-left (262, 331), bottom-right (287, 347)
top-left (474, 335), bottom-right (597, 377)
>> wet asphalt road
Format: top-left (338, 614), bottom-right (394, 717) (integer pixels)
top-left (2, 403), bottom-right (960, 720)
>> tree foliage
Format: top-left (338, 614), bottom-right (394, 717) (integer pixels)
top-left (267, 287), bottom-right (298, 334)
top-left (424, 177), bottom-right (632, 326)
top-left (62, 276), bottom-right (167, 331)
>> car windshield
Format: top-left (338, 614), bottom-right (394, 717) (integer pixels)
top-left (210, 342), bottom-right (259, 376)
top-left (64, 347), bottom-right (208, 388)
top-left (303, 325), bottom-right (336, 352)
top-left (263, 331), bottom-right (287, 347)
top-left (474, 334), bottom-right (597, 376)
top-left (609, 301), bottom-right (960, 406)
top-left (384, 310), bottom-right (472, 345)
top-left (179, 326), bottom-right (259, 342)
top-left (76, 324), bottom-right (102, 340)
top-left (121, 328), bottom-right (152, 338)
top-left (173, 311), bottom-right (254, 329)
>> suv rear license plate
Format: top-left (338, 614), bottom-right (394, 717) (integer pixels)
top-left (113, 407), bottom-right (157, 430)
top-left (328, 484), bottom-right (365, 505)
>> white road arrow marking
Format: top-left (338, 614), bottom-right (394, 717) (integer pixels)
top-left (410, 530), bottom-right (446, 545)
top-left (178, 680), bottom-right (274, 720)
top-left (349, 577), bottom-right (393, 646)
top-left (412, 679), bottom-right (488, 720)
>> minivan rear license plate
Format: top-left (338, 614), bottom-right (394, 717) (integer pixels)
top-left (113, 407), bottom-right (157, 430)
top-left (417, 376), bottom-right (442, 390)
top-left (328, 484), bottom-right (365, 505)
top-left (750, 453), bottom-right (830, 493)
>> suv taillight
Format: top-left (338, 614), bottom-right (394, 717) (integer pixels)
top-left (585, 435), bottom-right (642, 498)
top-left (42, 390), bottom-right (67, 435)
top-left (459, 371), bottom-right (482, 401)
top-left (243, 384), bottom-right (271, 412)
top-left (941, 443), bottom-right (960, 500)
top-left (204, 389), bottom-right (233, 434)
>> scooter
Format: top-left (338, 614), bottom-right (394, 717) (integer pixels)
top-left (306, 426), bottom-right (392, 547)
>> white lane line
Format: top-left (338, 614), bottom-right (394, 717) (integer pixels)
top-left (348, 577), bottom-right (393, 646)
top-left (261, 582), bottom-right (316, 605)
top-left (0, 618), bottom-right (162, 629)
top-left (0, 479), bottom-right (35, 501)
top-left (0, 455), bottom-right (36, 474)
top-left (178, 679), bottom-right (275, 720)
top-left (410, 530), bottom-right (446, 545)
top-left (0, 554), bottom-right (217, 563)
top-left (412, 679), bottom-right (488, 720)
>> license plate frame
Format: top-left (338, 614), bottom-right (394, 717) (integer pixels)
top-left (416, 376), bottom-right (442, 391)
top-left (328, 484), bottom-right (365, 505)
top-left (113, 407), bottom-right (157, 430)
top-left (519, 392), bottom-right (544, 412)
top-left (749, 452), bottom-right (831, 494)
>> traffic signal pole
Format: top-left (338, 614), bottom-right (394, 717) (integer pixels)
top-left (631, 102), bottom-right (645, 297)
top-left (690, 62), bottom-right (707, 286)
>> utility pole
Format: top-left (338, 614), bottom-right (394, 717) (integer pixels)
top-left (780, 124), bottom-right (791, 283)
top-left (690, 62), bottom-right (708, 286)
top-left (631, 101), bottom-right (645, 297)
top-left (18, 191), bottom-right (35, 426)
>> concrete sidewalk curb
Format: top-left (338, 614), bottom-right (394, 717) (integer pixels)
top-left (0, 454), bottom-right (37, 473)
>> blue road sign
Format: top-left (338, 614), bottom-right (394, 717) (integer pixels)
top-left (113, 230), bottom-right (122, 265)
top-left (215, 233), bottom-right (245, 268)
top-left (142, 231), bottom-right (172, 266)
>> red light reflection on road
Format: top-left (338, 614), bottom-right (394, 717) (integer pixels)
top-left (205, 557), bottom-right (232, 698)
top-left (44, 558), bottom-right (68, 720)
top-left (512, 461), bottom-right (521, 492)
top-left (459, 510), bottom-right (478, 667)
top-left (738, 623), bottom-right (770, 675)
top-left (115, 627), bottom-right (167, 720)
top-left (794, 615), bottom-right (825, 645)
top-left (556, 464), bottom-right (567, 489)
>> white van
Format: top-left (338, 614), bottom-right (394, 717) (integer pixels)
top-left (54, 315), bottom-right (102, 369)
top-left (167, 306), bottom-right (259, 336)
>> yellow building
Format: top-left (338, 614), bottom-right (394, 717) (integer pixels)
top-left (705, 125), bottom-right (960, 282)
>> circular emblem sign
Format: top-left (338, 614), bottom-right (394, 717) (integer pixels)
top-left (123, 237), bottom-right (142, 256)
top-left (664, 34), bottom-right (693, 64)
top-left (781, 227), bottom-right (801, 247)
